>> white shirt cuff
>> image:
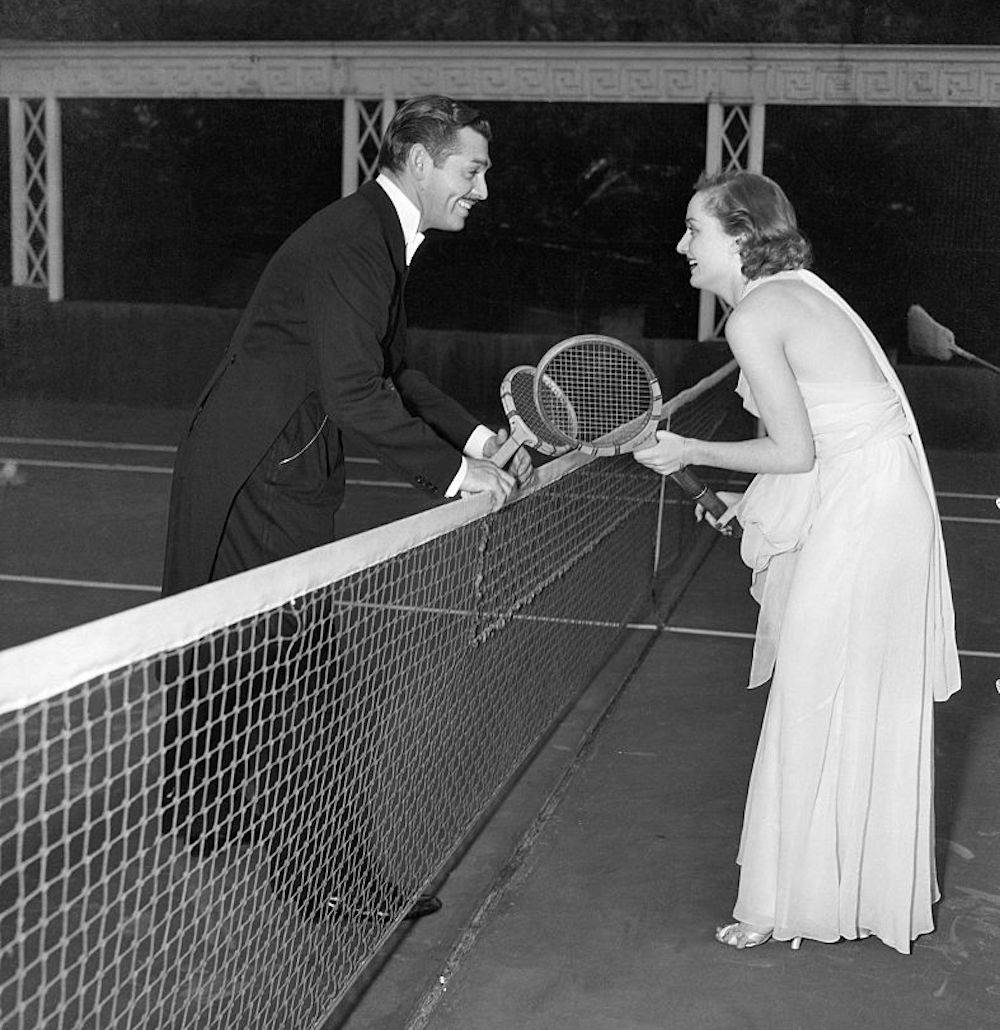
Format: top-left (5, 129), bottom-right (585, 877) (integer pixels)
top-left (464, 425), bottom-right (495, 459)
top-left (444, 426), bottom-right (494, 498)
top-left (445, 457), bottom-right (468, 498)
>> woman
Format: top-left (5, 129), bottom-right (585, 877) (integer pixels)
top-left (634, 170), bottom-right (960, 954)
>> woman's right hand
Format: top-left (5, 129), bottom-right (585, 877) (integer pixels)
top-left (632, 430), bottom-right (688, 476)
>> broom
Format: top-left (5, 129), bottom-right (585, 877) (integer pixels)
top-left (907, 304), bottom-right (1000, 376)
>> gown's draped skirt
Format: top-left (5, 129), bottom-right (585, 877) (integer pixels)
top-left (734, 399), bottom-right (938, 952)
top-left (728, 269), bottom-right (959, 954)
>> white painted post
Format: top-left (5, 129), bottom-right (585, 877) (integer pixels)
top-left (380, 91), bottom-right (396, 134)
top-left (698, 101), bottom-right (724, 340)
top-left (748, 102), bottom-right (766, 173)
top-left (45, 95), bottom-right (64, 301)
top-left (704, 101), bottom-right (723, 175)
top-left (9, 97), bottom-right (27, 286)
top-left (369, 91), bottom-right (396, 183)
top-left (748, 101), bottom-right (767, 436)
top-left (341, 96), bottom-right (359, 197)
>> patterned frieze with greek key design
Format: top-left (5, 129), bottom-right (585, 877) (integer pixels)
top-left (1, 42), bottom-right (998, 106)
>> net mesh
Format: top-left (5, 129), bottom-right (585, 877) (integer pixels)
top-left (0, 361), bottom-right (739, 1030)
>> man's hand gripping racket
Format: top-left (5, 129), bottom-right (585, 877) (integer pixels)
top-left (528, 333), bottom-right (738, 535)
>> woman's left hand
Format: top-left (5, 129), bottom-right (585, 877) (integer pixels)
top-left (633, 430), bottom-right (687, 476)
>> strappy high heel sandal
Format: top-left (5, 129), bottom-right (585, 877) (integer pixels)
top-left (715, 922), bottom-right (803, 950)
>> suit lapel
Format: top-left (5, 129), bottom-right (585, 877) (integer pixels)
top-left (359, 180), bottom-right (407, 279)
top-left (357, 180), bottom-right (409, 368)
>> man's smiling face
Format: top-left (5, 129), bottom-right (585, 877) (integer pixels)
top-left (416, 126), bottom-right (490, 233)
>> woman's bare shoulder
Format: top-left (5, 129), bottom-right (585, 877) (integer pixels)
top-left (735, 278), bottom-right (856, 334)
top-left (727, 281), bottom-right (802, 340)
top-left (734, 278), bottom-right (882, 381)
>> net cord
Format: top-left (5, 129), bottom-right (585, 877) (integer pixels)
top-left (0, 361), bottom-right (738, 713)
top-left (0, 453), bottom-right (593, 711)
top-left (661, 359), bottom-right (738, 421)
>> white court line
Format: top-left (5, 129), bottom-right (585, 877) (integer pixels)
top-left (0, 447), bottom-right (378, 467)
top-left (0, 435), bottom-right (176, 452)
top-left (0, 573), bottom-right (160, 593)
top-left (654, 624), bottom-right (755, 639)
top-left (0, 456), bottom-right (410, 486)
top-left (3, 578), bottom-right (996, 661)
top-left (646, 623), bottom-right (999, 659)
top-left (0, 437), bottom-right (379, 465)
top-left (3, 580), bottom-right (996, 659)
top-left (4, 458), bottom-right (173, 474)
top-left (5, 440), bottom-right (993, 498)
top-left (5, 457), bottom-right (995, 509)
top-left (718, 477), bottom-right (999, 505)
top-left (937, 491), bottom-right (1000, 501)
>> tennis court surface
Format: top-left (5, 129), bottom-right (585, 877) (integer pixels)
top-left (373, 457), bottom-right (1000, 1030)
top-left (1, 388), bottom-right (998, 1030)
top-left (328, 445), bottom-right (998, 1030)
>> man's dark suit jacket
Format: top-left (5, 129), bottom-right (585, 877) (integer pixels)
top-left (162, 181), bottom-right (479, 596)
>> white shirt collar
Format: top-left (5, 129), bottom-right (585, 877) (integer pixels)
top-left (375, 172), bottom-right (425, 265)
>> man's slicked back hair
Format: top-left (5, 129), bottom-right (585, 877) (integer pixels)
top-left (377, 95), bottom-right (491, 173)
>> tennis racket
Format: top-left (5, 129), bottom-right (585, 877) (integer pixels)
top-left (532, 333), bottom-right (734, 526)
top-left (489, 365), bottom-right (575, 468)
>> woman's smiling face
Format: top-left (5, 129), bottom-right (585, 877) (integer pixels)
top-left (676, 190), bottom-right (743, 302)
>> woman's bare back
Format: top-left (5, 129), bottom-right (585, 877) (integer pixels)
top-left (746, 279), bottom-right (886, 385)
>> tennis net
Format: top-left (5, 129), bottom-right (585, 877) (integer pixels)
top-left (0, 359), bottom-right (740, 1030)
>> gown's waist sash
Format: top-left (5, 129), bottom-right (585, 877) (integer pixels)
top-left (735, 382), bottom-right (909, 688)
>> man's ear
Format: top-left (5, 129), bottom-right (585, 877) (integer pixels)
top-left (408, 143), bottom-right (430, 181)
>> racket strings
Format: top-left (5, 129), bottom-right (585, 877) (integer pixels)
top-left (542, 343), bottom-right (657, 446)
top-left (508, 369), bottom-right (573, 449)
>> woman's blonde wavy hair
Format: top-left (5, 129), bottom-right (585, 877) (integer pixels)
top-left (694, 170), bottom-right (813, 280)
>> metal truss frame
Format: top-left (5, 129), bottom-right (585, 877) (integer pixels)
top-left (2, 41), bottom-right (997, 322)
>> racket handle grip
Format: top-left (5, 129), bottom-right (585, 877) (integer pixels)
top-left (489, 433), bottom-right (521, 468)
top-left (669, 468), bottom-right (737, 535)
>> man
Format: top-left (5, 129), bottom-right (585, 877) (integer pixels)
top-left (161, 95), bottom-right (530, 922)
top-left (163, 95), bottom-right (528, 595)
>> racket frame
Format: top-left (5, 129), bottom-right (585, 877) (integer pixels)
top-left (490, 364), bottom-right (575, 468)
top-left (532, 334), bottom-right (664, 457)
top-left (531, 333), bottom-right (738, 534)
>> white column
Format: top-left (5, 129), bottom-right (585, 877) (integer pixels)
top-left (45, 95), bottom-right (64, 301)
top-left (341, 96), bottom-right (359, 197)
top-left (380, 91), bottom-right (397, 134)
top-left (8, 97), bottom-right (28, 286)
top-left (698, 101), bottom-right (724, 340)
top-left (704, 101), bottom-right (724, 175)
top-left (748, 102), bottom-right (766, 173)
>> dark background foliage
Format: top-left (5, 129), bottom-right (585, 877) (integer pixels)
top-left (5, 0), bottom-right (997, 45)
top-left (1, 1), bottom-right (998, 358)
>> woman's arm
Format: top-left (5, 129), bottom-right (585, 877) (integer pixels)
top-left (635, 288), bottom-right (815, 476)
